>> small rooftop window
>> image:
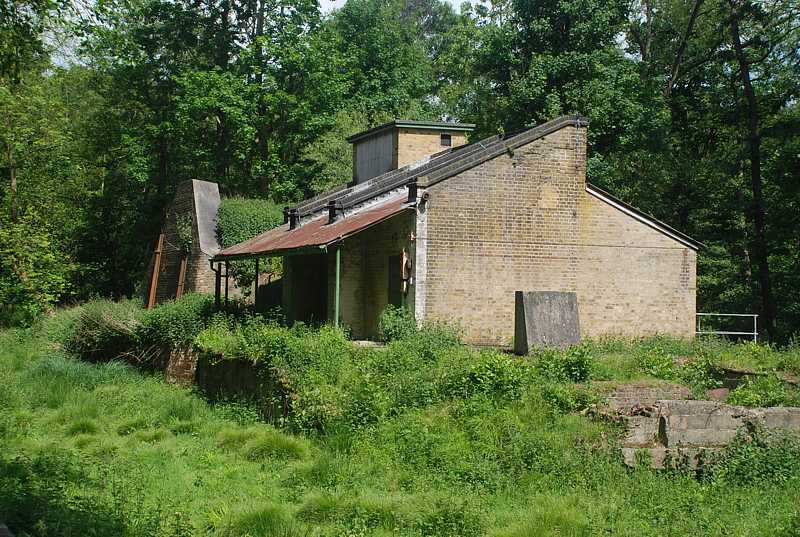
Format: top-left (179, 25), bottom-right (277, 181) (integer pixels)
top-left (440, 133), bottom-right (452, 147)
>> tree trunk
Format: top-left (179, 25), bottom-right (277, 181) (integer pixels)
top-left (729, 0), bottom-right (777, 340)
top-left (6, 142), bottom-right (17, 223)
top-left (665, 0), bottom-right (704, 96)
top-left (157, 133), bottom-right (169, 198)
top-left (255, 0), bottom-right (269, 195)
top-left (255, 0), bottom-right (265, 86)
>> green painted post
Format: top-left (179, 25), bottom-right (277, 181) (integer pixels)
top-left (254, 257), bottom-right (260, 309)
top-left (334, 247), bottom-right (341, 328)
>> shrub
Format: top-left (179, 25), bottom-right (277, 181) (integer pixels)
top-left (340, 379), bottom-right (392, 428)
top-left (389, 320), bottom-right (462, 362)
top-left (36, 306), bottom-right (84, 348)
top-left (216, 198), bottom-right (284, 290)
top-left (0, 450), bottom-right (190, 536)
top-left (777, 340), bottom-right (800, 375)
top-left (635, 344), bottom-right (677, 380)
top-left (539, 383), bottom-right (599, 413)
top-left (676, 348), bottom-right (722, 395)
top-left (0, 212), bottom-right (72, 327)
top-left (727, 374), bottom-right (800, 407)
top-left (194, 313), bottom-right (242, 356)
top-left (137, 293), bottom-right (215, 348)
top-left (64, 299), bottom-right (143, 362)
top-left (465, 352), bottom-right (529, 400)
top-left (0, 451), bottom-right (125, 535)
top-left (196, 318), bottom-right (352, 430)
top-left (535, 345), bottom-right (594, 382)
top-left (377, 304), bottom-right (417, 342)
top-left (710, 427), bottom-right (800, 485)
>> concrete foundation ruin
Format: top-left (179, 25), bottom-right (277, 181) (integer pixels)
top-left (618, 398), bottom-right (800, 468)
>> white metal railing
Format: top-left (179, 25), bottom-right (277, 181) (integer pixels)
top-left (696, 313), bottom-right (759, 342)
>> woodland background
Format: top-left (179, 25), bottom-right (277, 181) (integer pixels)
top-left (1, 0), bottom-right (798, 340)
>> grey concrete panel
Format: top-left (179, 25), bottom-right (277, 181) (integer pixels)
top-left (514, 291), bottom-right (580, 354)
top-left (193, 179), bottom-right (222, 256)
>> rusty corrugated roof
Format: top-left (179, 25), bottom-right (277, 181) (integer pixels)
top-left (213, 196), bottom-right (411, 260)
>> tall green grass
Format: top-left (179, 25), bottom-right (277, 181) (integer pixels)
top-left (3, 307), bottom-right (800, 536)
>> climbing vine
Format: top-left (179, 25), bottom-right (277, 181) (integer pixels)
top-left (175, 214), bottom-right (194, 254)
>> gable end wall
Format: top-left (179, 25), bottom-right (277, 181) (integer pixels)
top-left (577, 192), bottom-right (696, 337)
top-left (419, 125), bottom-right (696, 346)
top-left (421, 126), bottom-right (585, 346)
top-left (146, 181), bottom-right (226, 305)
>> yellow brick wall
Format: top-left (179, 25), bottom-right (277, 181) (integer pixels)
top-left (577, 192), bottom-right (696, 337)
top-left (327, 212), bottom-right (415, 339)
top-left (420, 127), bottom-right (583, 345)
top-left (418, 125), bottom-right (696, 345)
top-left (396, 128), bottom-right (468, 169)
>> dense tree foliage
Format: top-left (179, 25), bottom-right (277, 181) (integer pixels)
top-left (0, 0), bottom-right (798, 339)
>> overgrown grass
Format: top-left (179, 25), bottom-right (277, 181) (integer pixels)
top-left (3, 308), bottom-right (800, 535)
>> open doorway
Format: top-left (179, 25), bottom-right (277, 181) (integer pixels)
top-left (289, 253), bottom-right (328, 325)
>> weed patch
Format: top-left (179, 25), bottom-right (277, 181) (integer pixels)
top-left (5, 307), bottom-right (800, 536)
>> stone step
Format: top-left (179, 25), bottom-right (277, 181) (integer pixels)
top-left (657, 400), bottom-right (800, 448)
top-left (593, 381), bottom-right (693, 413)
top-left (623, 415), bottom-right (658, 447)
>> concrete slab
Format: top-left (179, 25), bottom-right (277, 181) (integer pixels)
top-left (514, 291), bottom-right (580, 354)
top-left (624, 415), bottom-right (659, 446)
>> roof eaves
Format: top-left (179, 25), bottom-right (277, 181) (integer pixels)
top-left (211, 199), bottom-right (414, 261)
top-left (585, 183), bottom-right (705, 250)
top-left (212, 244), bottom-right (325, 261)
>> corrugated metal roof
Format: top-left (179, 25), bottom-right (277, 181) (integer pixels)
top-left (213, 196), bottom-right (411, 260)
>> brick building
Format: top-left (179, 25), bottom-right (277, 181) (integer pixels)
top-left (145, 179), bottom-right (227, 307)
top-left (214, 116), bottom-right (701, 345)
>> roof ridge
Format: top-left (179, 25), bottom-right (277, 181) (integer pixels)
top-left (418, 115), bottom-right (587, 188)
top-left (296, 137), bottom-right (497, 217)
top-left (296, 115), bottom-right (588, 220)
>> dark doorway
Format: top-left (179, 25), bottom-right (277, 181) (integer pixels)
top-left (388, 254), bottom-right (402, 307)
top-left (291, 253), bottom-right (328, 325)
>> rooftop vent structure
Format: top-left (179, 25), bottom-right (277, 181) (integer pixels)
top-left (347, 119), bottom-right (474, 184)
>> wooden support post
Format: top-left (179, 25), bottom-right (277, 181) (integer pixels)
top-left (224, 261), bottom-right (230, 307)
top-left (214, 262), bottom-right (221, 310)
top-left (334, 247), bottom-right (341, 328)
top-left (254, 257), bottom-right (260, 309)
top-left (176, 254), bottom-right (188, 299)
top-left (147, 233), bottom-right (165, 309)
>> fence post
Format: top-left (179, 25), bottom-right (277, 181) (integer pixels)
top-left (754, 315), bottom-right (758, 343)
